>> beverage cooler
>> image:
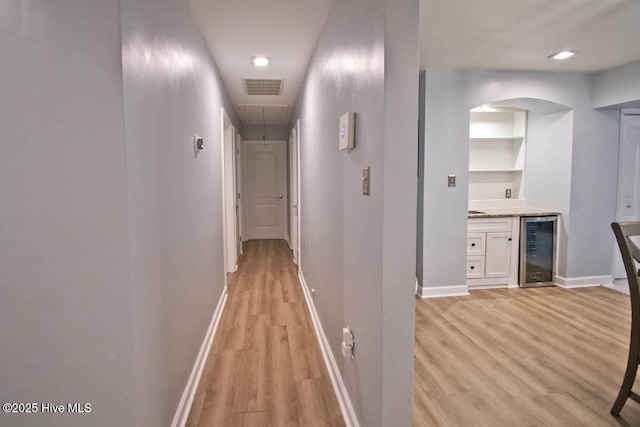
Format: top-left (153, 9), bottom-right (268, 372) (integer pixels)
top-left (519, 216), bottom-right (557, 288)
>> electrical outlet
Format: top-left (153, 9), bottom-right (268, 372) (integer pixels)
top-left (505, 189), bottom-right (512, 199)
top-left (341, 326), bottom-right (355, 359)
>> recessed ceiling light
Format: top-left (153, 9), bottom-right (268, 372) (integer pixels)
top-left (251, 56), bottom-right (270, 67)
top-left (548, 50), bottom-right (576, 60)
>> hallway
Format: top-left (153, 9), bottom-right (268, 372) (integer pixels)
top-left (186, 240), bottom-right (345, 426)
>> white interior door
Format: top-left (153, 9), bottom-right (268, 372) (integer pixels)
top-left (613, 110), bottom-right (640, 279)
top-left (245, 141), bottom-right (287, 240)
top-left (290, 125), bottom-right (299, 264)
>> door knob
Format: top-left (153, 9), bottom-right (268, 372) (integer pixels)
top-left (277, 195), bottom-right (283, 199)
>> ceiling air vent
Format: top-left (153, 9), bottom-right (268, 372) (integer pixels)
top-left (242, 78), bottom-right (283, 96)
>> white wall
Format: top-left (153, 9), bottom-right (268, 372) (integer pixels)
top-left (0, 2), bottom-right (134, 426)
top-left (594, 59), bottom-right (640, 109)
top-left (291, 0), bottom-right (418, 424)
top-left (120, 0), bottom-right (239, 425)
top-left (420, 69), bottom-right (620, 289)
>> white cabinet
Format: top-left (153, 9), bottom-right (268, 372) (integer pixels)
top-left (467, 217), bottom-right (519, 288)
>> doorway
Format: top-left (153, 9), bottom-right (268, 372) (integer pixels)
top-left (613, 109), bottom-right (640, 279)
top-left (242, 140), bottom-right (288, 240)
top-left (221, 109), bottom-right (238, 274)
top-left (289, 120), bottom-right (301, 265)
top-left (235, 128), bottom-right (243, 257)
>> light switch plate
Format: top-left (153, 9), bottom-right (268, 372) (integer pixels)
top-left (448, 174), bottom-right (456, 187)
top-left (339, 112), bottom-right (355, 150)
top-left (342, 327), bottom-right (353, 347)
top-left (363, 167), bottom-right (370, 195)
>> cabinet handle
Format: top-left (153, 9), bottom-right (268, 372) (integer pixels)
top-left (508, 238), bottom-right (512, 241)
top-left (471, 243), bottom-right (476, 247)
top-left (470, 266), bottom-right (475, 270)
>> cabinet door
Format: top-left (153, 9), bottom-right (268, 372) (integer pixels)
top-left (485, 232), bottom-right (512, 278)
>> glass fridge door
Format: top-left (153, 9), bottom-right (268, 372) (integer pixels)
top-left (521, 217), bottom-right (556, 286)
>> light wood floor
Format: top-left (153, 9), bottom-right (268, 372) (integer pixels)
top-left (187, 240), bottom-right (345, 427)
top-left (415, 286), bottom-right (640, 427)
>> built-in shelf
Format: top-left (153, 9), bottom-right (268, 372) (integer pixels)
top-left (468, 110), bottom-right (527, 202)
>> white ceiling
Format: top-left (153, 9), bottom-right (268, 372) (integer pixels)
top-left (187, 0), bottom-right (332, 126)
top-left (188, 0), bottom-right (640, 126)
top-left (420, 0), bottom-right (640, 72)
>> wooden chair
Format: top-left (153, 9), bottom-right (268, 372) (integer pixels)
top-left (611, 221), bottom-right (640, 416)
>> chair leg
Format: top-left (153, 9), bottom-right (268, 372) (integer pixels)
top-left (612, 331), bottom-right (640, 415)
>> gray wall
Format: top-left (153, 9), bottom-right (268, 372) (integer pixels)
top-left (381, 1), bottom-right (419, 423)
top-left (526, 111), bottom-right (574, 276)
top-left (416, 73), bottom-right (426, 286)
top-left (0, 1), bottom-right (239, 426)
top-left (242, 124), bottom-right (289, 141)
top-left (421, 70), bottom-right (470, 289)
top-left (420, 70), bottom-right (620, 289)
top-left (291, 0), bottom-right (418, 424)
top-left (566, 110), bottom-right (620, 277)
top-left (0, 2), bottom-right (134, 426)
top-left (594, 60), bottom-right (640, 109)
top-left (292, 0), bottom-right (383, 422)
top-left (120, 0), bottom-right (239, 425)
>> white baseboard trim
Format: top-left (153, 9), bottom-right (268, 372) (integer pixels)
top-left (415, 277), bottom-right (419, 296)
top-left (171, 286), bottom-right (228, 427)
top-left (555, 275), bottom-right (613, 289)
top-left (418, 285), bottom-right (469, 299)
top-left (298, 271), bottom-right (359, 427)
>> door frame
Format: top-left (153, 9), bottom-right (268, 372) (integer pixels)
top-left (235, 128), bottom-right (243, 256)
top-left (289, 126), bottom-right (296, 262)
top-left (290, 120), bottom-right (301, 265)
top-left (221, 108), bottom-right (238, 274)
top-left (242, 139), bottom-right (288, 241)
top-left (613, 108), bottom-right (640, 278)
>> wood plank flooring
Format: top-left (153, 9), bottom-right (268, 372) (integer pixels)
top-left (187, 240), bottom-right (344, 427)
top-left (415, 286), bottom-right (640, 426)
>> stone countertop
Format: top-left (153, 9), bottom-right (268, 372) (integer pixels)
top-left (468, 207), bottom-right (560, 218)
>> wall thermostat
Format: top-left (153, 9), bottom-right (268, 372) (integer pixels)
top-left (339, 112), bottom-right (355, 150)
